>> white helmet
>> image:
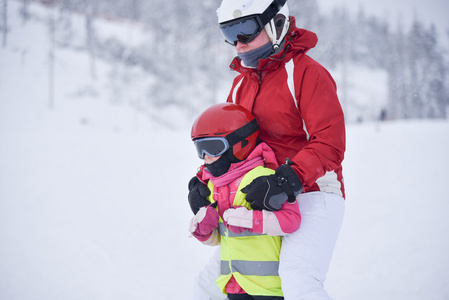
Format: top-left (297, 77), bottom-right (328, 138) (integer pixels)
top-left (217, 0), bottom-right (290, 50)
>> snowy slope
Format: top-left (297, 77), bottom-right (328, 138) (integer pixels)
top-left (1, 2), bottom-right (449, 300)
top-left (327, 121), bottom-right (449, 299)
top-left (2, 98), bottom-right (449, 300)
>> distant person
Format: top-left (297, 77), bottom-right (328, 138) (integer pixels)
top-left (189, 103), bottom-right (301, 300)
top-left (188, 0), bottom-right (346, 299)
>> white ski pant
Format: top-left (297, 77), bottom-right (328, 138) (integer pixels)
top-left (192, 192), bottom-right (345, 300)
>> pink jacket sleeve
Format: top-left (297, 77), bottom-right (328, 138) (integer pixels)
top-left (252, 200), bottom-right (301, 236)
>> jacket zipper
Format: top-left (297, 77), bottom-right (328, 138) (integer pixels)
top-left (225, 228), bottom-right (233, 275)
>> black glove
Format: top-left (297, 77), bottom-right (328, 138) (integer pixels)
top-left (188, 176), bottom-right (211, 214)
top-left (241, 158), bottom-right (303, 211)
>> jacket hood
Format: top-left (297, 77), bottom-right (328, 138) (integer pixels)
top-left (284, 16), bottom-right (318, 54)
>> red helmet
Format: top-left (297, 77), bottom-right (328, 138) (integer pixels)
top-left (191, 103), bottom-right (259, 161)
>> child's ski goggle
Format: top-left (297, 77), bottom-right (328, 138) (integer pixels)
top-left (219, 16), bottom-right (265, 46)
top-left (194, 137), bottom-right (230, 159)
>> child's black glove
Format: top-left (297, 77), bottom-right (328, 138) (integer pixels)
top-left (241, 159), bottom-right (303, 211)
top-left (188, 176), bottom-right (211, 214)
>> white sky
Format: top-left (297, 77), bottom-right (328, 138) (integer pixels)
top-left (317, 0), bottom-right (449, 35)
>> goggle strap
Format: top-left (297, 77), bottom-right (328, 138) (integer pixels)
top-left (259, 0), bottom-right (287, 25)
top-left (225, 118), bottom-right (259, 147)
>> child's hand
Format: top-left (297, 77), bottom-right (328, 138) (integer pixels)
top-left (223, 207), bottom-right (253, 233)
top-left (189, 205), bottom-right (219, 241)
top-left (188, 176), bottom-right (211, 214)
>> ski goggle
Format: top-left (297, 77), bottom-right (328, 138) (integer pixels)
top-left (194, 137), bottom-right (230, 159)
top-left (219, 16), bottom-right (265, 46)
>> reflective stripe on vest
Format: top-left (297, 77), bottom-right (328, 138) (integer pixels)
top-left (218, 223), bottom-right (265, 237)
top-left (220, 260), bottom-right (280, 276)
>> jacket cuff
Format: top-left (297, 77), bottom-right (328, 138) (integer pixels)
top-left (252, 210), bottom-right (264, 233)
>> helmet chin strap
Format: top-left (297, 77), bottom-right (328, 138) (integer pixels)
top-left (266, 20), bottom-right (278, 49)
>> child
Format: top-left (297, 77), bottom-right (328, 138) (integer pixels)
top-left (188, 103), bottom-right (301, 300)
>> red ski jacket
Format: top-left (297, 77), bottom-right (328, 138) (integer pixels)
top-left (226, 17), bottom-right (346, 198)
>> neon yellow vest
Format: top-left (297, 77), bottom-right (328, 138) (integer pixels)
top-left (207, 166), bottom-right (283, 297)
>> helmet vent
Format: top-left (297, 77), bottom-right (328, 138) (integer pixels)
top-left (241, 0), bottom-right (253, 10)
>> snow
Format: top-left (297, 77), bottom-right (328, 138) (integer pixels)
top-left (1, 2), bottom-right (449, 300)
top-left (327, 121), bottom-right (449, 299)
